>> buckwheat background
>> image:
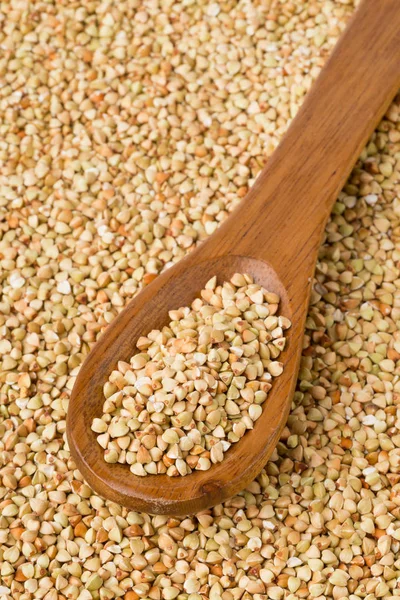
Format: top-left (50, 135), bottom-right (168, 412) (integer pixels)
top-left (2, 1), bottom-right (400, 599)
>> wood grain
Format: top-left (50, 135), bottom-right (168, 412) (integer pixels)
top-left (67, 0), bottom-right (400, 515)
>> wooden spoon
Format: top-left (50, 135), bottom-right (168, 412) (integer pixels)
top-left (67, 0), bottom-right (400, 515)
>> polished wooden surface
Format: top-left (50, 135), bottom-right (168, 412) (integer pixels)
top-left (67, 0), bottom-right (400, 515)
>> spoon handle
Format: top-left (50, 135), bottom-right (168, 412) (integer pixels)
top-left (227, 0), bottom-right (400, 287)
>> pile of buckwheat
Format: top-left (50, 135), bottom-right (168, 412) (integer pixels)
top-left (93, 274), bottom-right (290, 476)
top-left (2, 0), bottom-right (400, 599)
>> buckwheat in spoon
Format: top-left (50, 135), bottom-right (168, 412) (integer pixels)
top-left (67, 0), bottom-right (400, 515)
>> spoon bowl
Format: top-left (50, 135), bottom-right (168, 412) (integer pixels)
top-left (67, 252), bottom-right (301, 515)
top-left (67, 0), bottom-right (400, 515)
